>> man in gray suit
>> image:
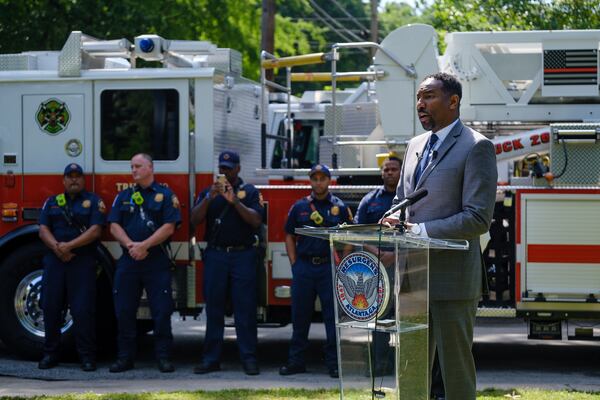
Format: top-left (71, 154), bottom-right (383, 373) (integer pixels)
top-left (383, 72), bottom-right (497, 400)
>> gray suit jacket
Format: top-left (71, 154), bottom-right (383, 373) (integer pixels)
top-left (397, 120), bottom-right (497, 301)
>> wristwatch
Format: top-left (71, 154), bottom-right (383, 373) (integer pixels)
top-left (410, 223), bottom-right (422, 235)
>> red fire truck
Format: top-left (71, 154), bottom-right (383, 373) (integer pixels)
top-left (1, 25), bottom-right (599, 359)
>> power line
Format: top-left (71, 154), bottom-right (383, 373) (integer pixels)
top-left (330, 0), bottom-right (370, 33)
top-left (307, 0), bottom-right (366, 43)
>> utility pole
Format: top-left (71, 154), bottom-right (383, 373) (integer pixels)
top-left (370, 0), bottom-right (379, 57)
top-left (261, 0), bottom-right (276, 81)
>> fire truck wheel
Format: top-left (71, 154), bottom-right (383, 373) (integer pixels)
top-left (0, 242), bottom-right (74, 360)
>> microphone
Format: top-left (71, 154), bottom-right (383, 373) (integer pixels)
top-left (382, 188), bottom-right (428, 218)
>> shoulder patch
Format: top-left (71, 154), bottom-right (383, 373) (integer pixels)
top-left (98, 199), bottom-right (106, 214)
top-left (171, 194), bottom-right (180, 209)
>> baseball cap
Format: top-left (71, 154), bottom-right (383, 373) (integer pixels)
top-left (63, 163), bottom-right (83, 176)
top-left (309, 164), bottom-right (331, 178)
top-left (218, 150), bottom-right (240, 169)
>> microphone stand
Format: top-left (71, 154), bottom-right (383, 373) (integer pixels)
top-left (395, 208), bottom-right (407, 234)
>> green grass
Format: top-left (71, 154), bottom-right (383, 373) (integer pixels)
top-left (1, 388), bottom-right (600, 400)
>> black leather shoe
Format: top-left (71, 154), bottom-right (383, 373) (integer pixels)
top-left (81, 361), bottom-right (97, 372)
top-left (193, 362), bottom-right (220, 374)
top-left (109, 359), bottom-right (134, 373)
top-left (158, 359), bottom-right (175, 373)
top-left (328, 367), bottom-right (339, 378)
top-left (243, 360), bottom-right (260, 375)
top-left (38, 355), bottom-right (59, 370)
top-left (279, 364), bottom-right (306, 376)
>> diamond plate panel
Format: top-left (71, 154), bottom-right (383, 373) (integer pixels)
top-left (213, 76), bottom-right (263, 183)
top-left (0, 54), bottom-right (37, 71)
top-left (324, 102), bottom-right (377, 136)
top-left (550, 123), bottom-right (600, 186)
top-left (59, 31), bottom-right (82, 77)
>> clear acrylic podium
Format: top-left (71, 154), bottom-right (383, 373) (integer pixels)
top-left (296, 225), bottom-right (468, 400)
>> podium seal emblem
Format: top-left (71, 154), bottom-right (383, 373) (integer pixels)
top-left (335, 251), bottom-right (389, 321)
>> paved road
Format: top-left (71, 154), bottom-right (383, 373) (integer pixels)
top-left (1, 317), bottom-right (599, 397)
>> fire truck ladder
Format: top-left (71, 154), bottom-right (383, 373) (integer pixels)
top-left (259, 42), bottom-right (413, 175)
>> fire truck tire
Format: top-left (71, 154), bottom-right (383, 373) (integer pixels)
top-left (0, 242), bottom-right (71, 360)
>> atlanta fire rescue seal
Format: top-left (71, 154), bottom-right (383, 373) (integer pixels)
top-left (335, 251), bottom-right (390, 322)
top-left (36, 98), bottom-right (70, 135)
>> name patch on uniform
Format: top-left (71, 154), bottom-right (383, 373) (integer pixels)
top-left (330, 205), bottom-right (339, 216)
top-left (82, 200), bottom-right (91, 208)
top-left (154, 193), bottom-right (164, 202)
top-left (335, 251), bottom-right (389, 322)
top-left (237, 190), bottom-right (246, 200)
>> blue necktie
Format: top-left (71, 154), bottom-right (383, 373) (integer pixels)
top-left (414, 133), bottom-right (438, 184)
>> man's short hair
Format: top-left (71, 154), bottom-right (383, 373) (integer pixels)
top-left (382, 156), bottom-right (401, 168)
top-left (133, 153), bottom-right (154, 165)
top-left (424, 72), bottom-right (462, 101)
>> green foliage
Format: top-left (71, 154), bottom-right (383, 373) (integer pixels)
top-left (1, 0), bottom-right (599, 81)
top-left (379, 1), bottom-right (432, 38)
top-left (428, 0), bottom-right (600, 50)
top-left (0, 0), bottom-right (327, 80)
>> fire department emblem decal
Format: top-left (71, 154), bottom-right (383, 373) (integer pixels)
top-left (36, 98), bottom-right (70, 135)
top-left (335, 251), bottom-right (389, 322)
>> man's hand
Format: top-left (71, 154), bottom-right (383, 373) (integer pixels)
top-left (54, 242), bottom-right (75, 262)
top-left (222, 182), bottom-right (237, 204)
top-left (128, 242), bottom-right (149, 260)
top-left (208, 182), bottom-right (222, 200)
top-left (379, 216), bottom-right (399, 227)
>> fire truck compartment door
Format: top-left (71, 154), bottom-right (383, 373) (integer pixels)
top-left (522, 193), bottom-right (600, 299)
top-left (23, 94), bottom-right (86, 175)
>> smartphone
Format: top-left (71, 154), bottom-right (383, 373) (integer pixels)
top-left (216, 174), bottom-right (226, 184)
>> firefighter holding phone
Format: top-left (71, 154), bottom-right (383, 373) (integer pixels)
top-left (191, 150), bottom-right (263, 376)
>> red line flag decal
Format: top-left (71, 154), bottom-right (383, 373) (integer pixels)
top-left (543, 49), bottom-right (598, 86)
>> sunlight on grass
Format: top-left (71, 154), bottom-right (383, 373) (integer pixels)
top-left (2, 388), bottom-right (600, 400)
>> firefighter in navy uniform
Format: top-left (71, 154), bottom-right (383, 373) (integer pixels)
top-left (355, 155), bottom-right (401, 225)
top-left (354, 155), bottom-right (401, 377)
top-left (38, 163), bottom-right (105, 371)
top-left (191, 150), bottom-right (263, 376)
top-left (108, 153), bottom-right (181, 373)
top-left (279, 164), bottom-right (353, 378)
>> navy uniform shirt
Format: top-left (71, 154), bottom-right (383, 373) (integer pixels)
top-left (39, 190), bottom-right (106, 254)
top-left (196, 178), bottom-right (263, 247)
top-left (354, 187), bottom-right (396, 224)
top-left (108, 182), bottom-right (181, 245)
top-left (285, 193), bottom-right (353, 257)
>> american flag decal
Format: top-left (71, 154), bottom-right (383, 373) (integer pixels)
top-left (543, 49), bottom-right (598, 86)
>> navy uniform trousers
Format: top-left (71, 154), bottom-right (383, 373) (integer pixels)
top-left (202, 247), bottom-right (257, 364)
top-left (288, 257), bottom-right (337, 370)
top-left (113, 250), bottom-right (173, 360)
top-left (41, 252), bottom-right (96, 360)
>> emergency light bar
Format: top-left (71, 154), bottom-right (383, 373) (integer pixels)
top-left (81, 39), bottom-right (132, 56)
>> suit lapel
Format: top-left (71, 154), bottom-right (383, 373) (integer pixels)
top-left (416, 121), bottom-right (464, 189)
